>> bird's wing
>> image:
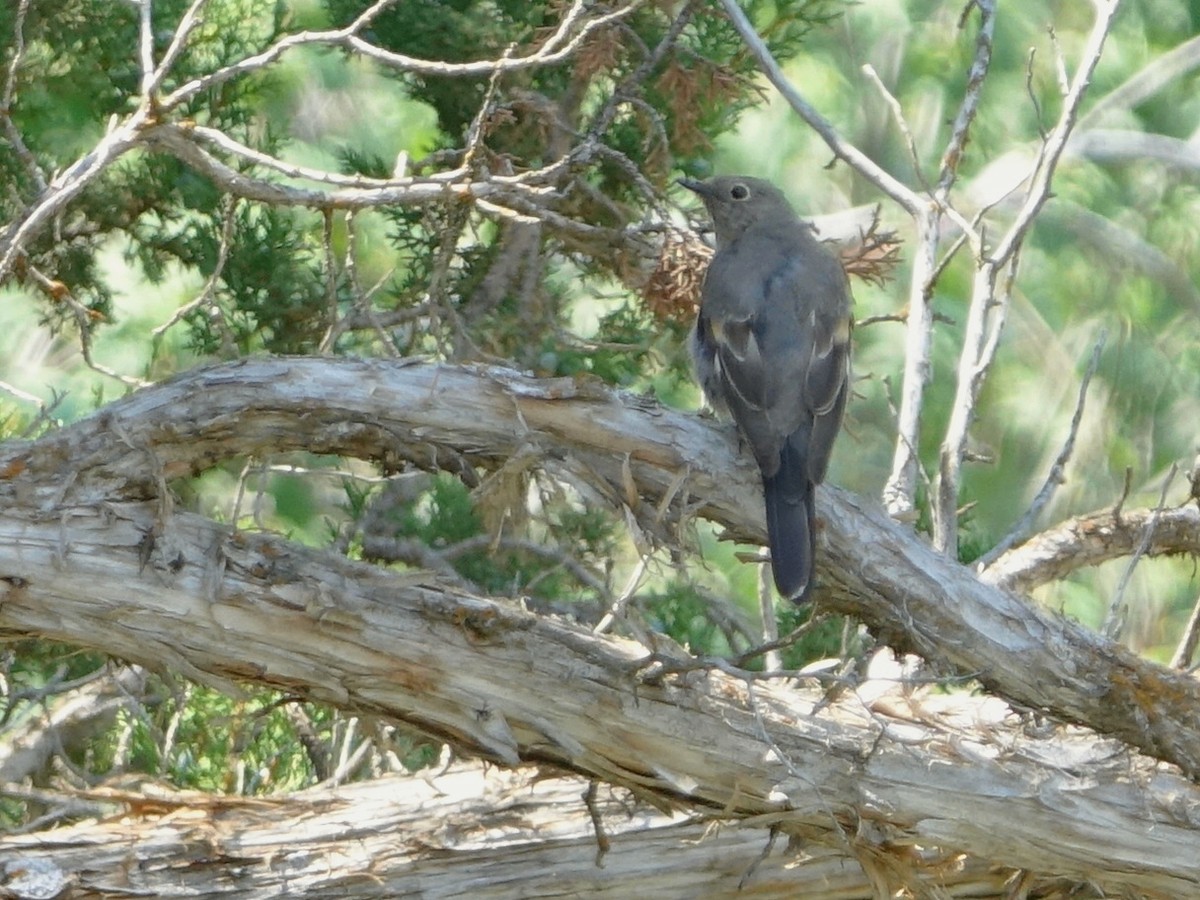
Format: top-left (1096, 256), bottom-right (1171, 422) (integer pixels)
top-left (699, 238), bottom-right (787, 413)
top-left (791, 251), bottom-right (852, 484)
top-left (699, 240), bottom-right (797, 474)
top-left (698, 229), bottom-right (852, 482)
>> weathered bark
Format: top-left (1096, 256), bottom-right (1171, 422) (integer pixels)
top-left (1, 358), bottom-right (1199, 896)
top-left (4, 357), bottom-right (1199, 776)
top-left (0, 762), bottom-right (1156, 899)
top-left (983, 503), bottom-right (1200, 595)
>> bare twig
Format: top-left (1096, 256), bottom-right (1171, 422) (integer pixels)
top-left (977, 331), bottom-right (1108, 570)
top-left (0, 0), bottom-right (46, 194)
top-left (933, 0), bottom-right (1122, 554)
top-left (1025, 48), bottom-right (1049, 140)
top-left (1170, 590), bottom-right (1200, 670)
top-left (1103, 463), bottom-right (1179, 640)
top-left (144, 123), bottom-right (555, 210)
top-left (714, 0), bottom-right (922, 215)
top-left (1113, 466), bottom-right (1133, 525)
top-left (0, 119), bottom-right (144, 280)
top-left (160, 0), bottom-right (644, 112)
top-left (936, 0), bottom-right (996, 194)
top-left (1048, 26), bottom-right (1071, 98)
top-left (582, 780), bottom-right (611, 867)
top-left (21, 262), bottom-right (150, 387)
top-left (757, 564), bottom-right (781, 672)
top-left (153, 197), bottom-right (241, 339)
top-left (594, 549), bottom-right (651, 636)
top-left (145, 0), bottom-right (210, 97)
top-left (992, 2), bottom-right (1122, 269)
top-left (882, 206), bottom-right (938, 518)
top-left (861, 64), bottom-right (928, 192)
top-left (317, 209), bottom-right (340, 355)
top-left (144, 126), bottom-right (619, 258)
top-left (0, 379), bottom-right (44, 410)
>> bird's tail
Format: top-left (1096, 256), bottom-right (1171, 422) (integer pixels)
top-left (762, 441), bottom-right (816, 603)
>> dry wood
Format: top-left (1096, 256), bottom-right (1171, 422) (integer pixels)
top-left (1, 358), bottom-right (1200, 896)
top-left (0, 763), bottom-right (1121, 899)
top-left (4, 358), bottom-right (1200, 777)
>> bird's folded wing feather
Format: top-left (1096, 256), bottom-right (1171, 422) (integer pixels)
top-left (701, 235), bottom-right (851, 483)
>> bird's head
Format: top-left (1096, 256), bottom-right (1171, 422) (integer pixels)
top-left (678, 175), bottom-right (798, 247)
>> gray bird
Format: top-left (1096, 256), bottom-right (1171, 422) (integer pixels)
top-left (679, 175), bottom-right (852, 603)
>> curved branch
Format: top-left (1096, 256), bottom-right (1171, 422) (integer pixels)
top-left (3, 358), bottom-right (1200, 788)
top-left (0, 120), bottom-right (143, 280)
top-left (982, 503), bottom-right (1200, 595)
top-left (160, 1), bottom-right (647, 112)
top-left (142, 124), bottom-right (553, 211)
top-left (0, 481), bottom-right (1197, 892)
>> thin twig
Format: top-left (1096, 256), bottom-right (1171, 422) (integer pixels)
top-left (730, 618), bottom-right (822, 670)
top-left (0, 0), bottom-right (46, 193)
top-left (1113, 466), bottom-right (1133, 525)
top-left (882, 206), bottom-right (938, 518)
top-left (1048, 25), bottom-right (1070, 98)
top-left (319, 211), bottom-right (402, 356)
top-left (461, 42), bottom-right (515, 174)
top-left (936, 0), bottom-right (996, 194)
top-left (861, 64), bottom-right (929, 192)
top-left (757, 564), bottom-right (781, 672)
top-left (933, 0), bottom-right (1123, 553)
top-left (1025, 48), bottom-right (1049, 140)
top-left (25, 263), bottom-right (150, 387)
top-left (594, 551), bottom-right (650, 635)
top-left (144, 123), bottom-right (561, 211)
top-left (977, 331), bottom-right (1107, 569)
top-left (0, 379), bottom-right (44, 409)
top-left (317, 209), bottom-right (340, 354)
top-left (0, 119), bottom-right (144, 279)
top-left (582, 780), bottom-right (611, 867)
top-left (1103, 463), bottom-right (1179, 640)
top-left (992, 2), bottom-right (1122, 269)
top-left (146, 0), bottom-right (211, 97)
top-left (715, 0), bottom-right (922, 215)
top-left (160, 0), bottom-right (644, 111)
top-left (153, 196), bottom-right (241, 339)
top-left (1169, 589), bottom-right (1200, 670)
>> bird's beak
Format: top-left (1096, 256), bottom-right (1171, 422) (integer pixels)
top-left (677, 177), bottom-right (708, 196)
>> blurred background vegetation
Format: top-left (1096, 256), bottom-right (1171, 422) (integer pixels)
top-left (2, 0), bottom-right (1198, 827)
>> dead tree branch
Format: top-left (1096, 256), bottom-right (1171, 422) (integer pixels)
top-left (2, 358), bottom-right (1200, 786)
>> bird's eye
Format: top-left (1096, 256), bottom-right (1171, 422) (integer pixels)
top-left (730, 184), bottom-right (750, 201)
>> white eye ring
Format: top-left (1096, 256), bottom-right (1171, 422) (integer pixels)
top-left (730, 184), bottom-right (750, 201)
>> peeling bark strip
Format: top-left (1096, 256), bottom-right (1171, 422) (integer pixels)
top-left (1, 358), bottom-right (1200, 894)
